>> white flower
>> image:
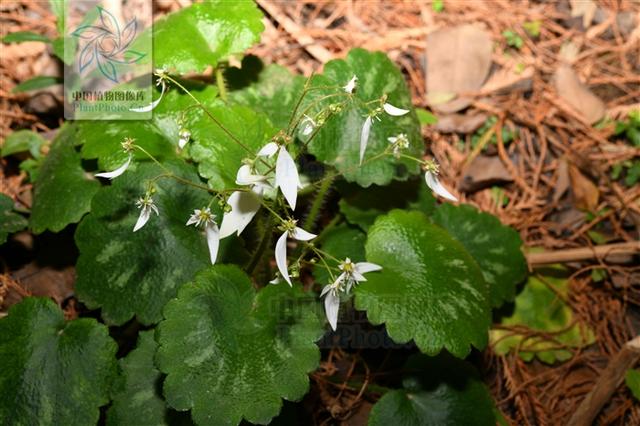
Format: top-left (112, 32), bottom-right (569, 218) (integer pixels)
top-left (258, 142), bottom-right (302, 210)
top-left (95, 137), bottom-right (135, 179)
top-left (424, 161), bottom-right (458, 202)
top-left (130, 69), bottom-right (167, 112)
top-left (383, 103), bottom-right (409, 116)
top-left (343, 75), bottom-right (358, 94)
top-left (301, 115), bottom-right (316, 136)
top-left (133, 195), bottom-right (158, 232)
top-left (387, 133), bottom-right (409, 158)
top-left (218, 190), bottom-right (262, 239)
top-left (320, 279), bottom-right (342, 331)
top-left (186, 207), bottom-right (220, 264)
top-left (178, 128), bottom-right (191, 149)
top-left (359, 115), bottom-right (373, 165)
top-left (275, 219), bottom-right (316, 286)
top-left (336, 257), bottom-right (382, 293)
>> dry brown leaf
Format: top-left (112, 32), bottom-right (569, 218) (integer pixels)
top-left (426, 24), bottom-right (492, 113)
top-left (554, 64), bottom-right (605, 124)
top-left (461, 155), bottom-right (513, 192)
top-left (568, 163), bottom-right (599, 211)
top-left (434, 112), bottom-right (487, 134)
top-left (570, 0), bottom-right (598, 28)
top-left (553, 158), bottom-right (571, 203)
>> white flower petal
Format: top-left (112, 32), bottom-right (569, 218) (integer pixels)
top-left (343, 75), bottom-right (357, 94)
top-left (292, 227), bottom-right (316, 241)
top-left (185, 214), bottom-right (199, 226)
top-left (275, 231), bottom-right (291, 286)
top-left (425, 171), bottom-right (458, 202)
top-left (130, 84), bottom-right (165, 112)
top-left (302, 123), bottom-right (314, 136)
top-left (95, 155), bottom-right (131, 179)
top-left (352, 271), bottom-right (367, 282)
top-left (219, 191), bottom-right (261, 238)
top-left (178, 137), bottom-right (188, 149)
top-left (276, 147), bottom-right (300, 210)
top-left (355, 262), bottom-right (382, 274)
top-left (205, 223), bottom-right (220, 265)
top-left (257, 142), bottom-right (279, 158)
top-left (324, 291), bottom-right (340, 331)
top-left (320, 284), bottom-right (333, 297)
top-left (235, 165), bottom-right (267, 186)
top-left (359, 116), bottom-right (372, 165)
top-left (383, 103), bottom-right (409, 116)
top-left (133, 207), bottom-right (151, 232)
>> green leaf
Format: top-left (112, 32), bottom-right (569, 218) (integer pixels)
top-left (368, 354), bottom-right (495, 426)
top-left (12, 76), bottom-right (62, 93)
top-left (107, 331), bottom-right (176, 426)
top-left (19, 157), bottom-right (45, 182)
top-left (157, 265), bottom-right (323, 426)
top-left (356, 210), bottom-right (490, 358)
top-left (149, 1), bottom-right (264, 74)
top-left (75, 162), bottom-right (214, 325)
top-left (30, 124), bottom-right (100, 234)
top-left (491, 266), bottom-right (596, 364)
top-left (304, 48), bottom-right (422, 187)
top-left (0, 194), bottom-right (28, 244)
top-left (1, 129), bottom-right (47, 158)
top-left (625, 369), bottom-right (640, 401)
top-left (313, 224), bottom-right (366, 284)
top-left (2, 31), bottom-right (51, 43)
top-left (229, 60), bottom-right (305, 130)
top-left (188, 102), bottom-right (276, 190)
top-left (339, 179), bottom-right (435, 231)
top-left (0, 297), bottom-right (117, 425)
top-left (432, 204), bottom-right (527, 307)
top-left (416, 108), bottom-right (438, 125)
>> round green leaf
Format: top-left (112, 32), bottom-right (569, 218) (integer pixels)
top-left (157, 265), bottom-right (324, 426)
top-left (75, 162), bottom-right (213, 325)
top-left (0, 194), bottom-right (28, 244)
top-left (432, 203), bottom-right (527, 307)
top-left (368, 354), bottom-right (495, 426)
top-left (30, 124), bottom-right (101, 234)
top-left (107, 331), bottom-right (182, 426)
top-left (304, 48), bottom-right (422, 187)
top-left (149, 1), bottom-right (264, 74)
top-left (356, 210), bottom-right (490, 358)
top-left (188, 103), bottom-right (276, 190)
top-left (0, 297), bottom-right (117, 425)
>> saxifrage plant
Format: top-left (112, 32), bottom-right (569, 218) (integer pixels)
top-left (0, 1), bottom-right (527, 425)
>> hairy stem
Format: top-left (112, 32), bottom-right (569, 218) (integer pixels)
top-left (216, 67), bottom-right (228, 102)
top-left (303, 174), bottom-right (334, 231)
top-left (246, 214), bottom-right (273, 277)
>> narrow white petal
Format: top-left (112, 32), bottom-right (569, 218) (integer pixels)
top-left (359, 116), bottom-right (372, 165)
top-left (257, 142), bottom-right (279, 158)
top-left (320, 284), bottom-right (333, 297)
top-left (219, 191), bottom-right (261, 238)
top-left (383, 103), bottom-right (410, 116)
top-left (275, 231), bottom-right (291, 286)
top-left (133, 207), bottom-right (151, 232)
top-left (425, 171), bottom-right (458, 202)
top-left (324, 292), bottom-right (340, 331)
top-left (185, 215), bottom-right (199, 226)
top-left (352, 271), bottom-right (367, 282)
top-left (235, 165), bottom-right (266, 186)
top-left (178, 137), bottom-right (188, 149)
top-left (95, 155), bottom-right (131, 179)
top-left (292, 227), bottom-right (316, 241)
top-left (355, 262), bottom-right (382, 274)
top-left (205, 223), bottom-right (220, 265)
top-left (276, 147), bottom-right (300, 210)
top-left (130, 85), bottom-right (165, 112)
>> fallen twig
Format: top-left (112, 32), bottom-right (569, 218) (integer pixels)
top-left (567, 336), bottom-right (640, 426)
top-left (527, 242), bottom-right (640, 266)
